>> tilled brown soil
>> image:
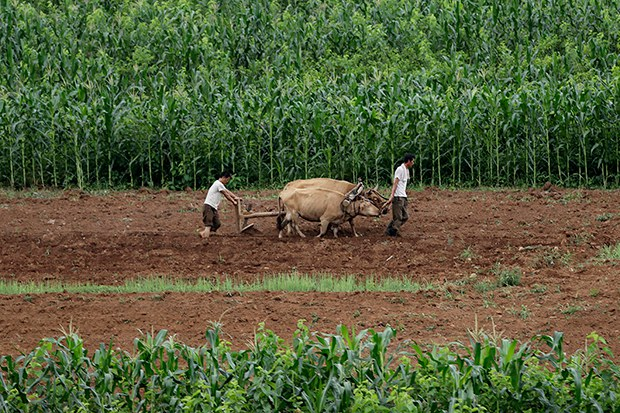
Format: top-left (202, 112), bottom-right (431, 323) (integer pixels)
top-left (0, 186), bottom-right (618, 357)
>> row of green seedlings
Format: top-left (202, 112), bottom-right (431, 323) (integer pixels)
top-left (1, 323), bottom-right (618, 412)
top-left (2, 0), bottom-right (620, 189)
top-left (0, 274), bottom-right (433, 295)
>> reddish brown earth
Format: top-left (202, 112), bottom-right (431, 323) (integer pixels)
top-left (0, 186), bottom-right (618, 358)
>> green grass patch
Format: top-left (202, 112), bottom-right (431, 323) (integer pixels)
top-left (596, 212), bottom-right (614, 222)
top-left (491, 264), bottom-right (523, 287)
top-left (459, 246), bottom-right (476, 260)
top-left (0, 189), bottom-right (64, 199)
top-left (508, 304), bottom-right (532, 320)
top-left (597, 243), bottom-right (620, 260)
top-left (0, 273), bottom-right (438, 295)
top-left (559, 303), bottom-right (584, 315)
top-left (474, 280), bottom-right (496, 293)
top-left (530, 283), bottom-right (548, 294)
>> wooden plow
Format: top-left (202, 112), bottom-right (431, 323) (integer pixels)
top-left (234, 201), bottom-right (280, 233)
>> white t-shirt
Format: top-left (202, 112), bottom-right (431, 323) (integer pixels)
top-left (394, 163), bottom-right (410, 197)
top-left (204, 180), bottom-right (227, 209)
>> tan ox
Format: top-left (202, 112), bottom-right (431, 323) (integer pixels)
top-left (276, 184), bottom-right (381, 238)
top-left (284, 178), bottom-right (357, 193)
top-left (283, 178), bottom-right (388, 236)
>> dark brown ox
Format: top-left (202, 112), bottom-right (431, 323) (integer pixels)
top-left (276, 183), bottom-right (381, 238)
top-left (282, 178), bottom-right (388, 236)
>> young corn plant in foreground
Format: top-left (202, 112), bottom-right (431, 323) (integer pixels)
top-left (0, 324), bottom-right (618, 412)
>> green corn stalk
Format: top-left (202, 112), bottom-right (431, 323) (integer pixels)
top-left (2, 0), bottom-right (620, 188)
top-left (2, 327), bottom-right (620, 411)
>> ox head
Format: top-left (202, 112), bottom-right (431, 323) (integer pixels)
top-left (363, 186), bottom-right (390, 215)
top-left (350, 196), bottom-right (381, 217)
top-left (341, 182), bottom-right (381, 218)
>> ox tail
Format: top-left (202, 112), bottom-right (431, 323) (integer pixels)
top-left (276, 197), bottom-right (286, 230)
top-left (276, 213), bottom-right (286, 230)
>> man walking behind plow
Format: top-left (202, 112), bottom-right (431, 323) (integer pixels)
top-left (384, 153), bottom-right (414, 237)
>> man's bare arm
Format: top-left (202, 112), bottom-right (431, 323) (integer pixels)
top-left (222, 189), bottom-right (240, 205)
top-left (389, 177), bottom-right (400, 200)
top-left (382, 177), bottom-right (399, 209)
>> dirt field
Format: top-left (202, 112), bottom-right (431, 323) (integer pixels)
top-left (0, 186), bottom-right (618, 358)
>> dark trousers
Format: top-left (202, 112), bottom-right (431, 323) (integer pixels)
top-left (202, 204), bottom-right (221, 231)
top-left (386, 197), bottom-right (408, 235)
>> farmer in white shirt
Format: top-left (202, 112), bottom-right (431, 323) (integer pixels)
top-left (384, 154), bottom-right (415, 237)
top-left (199, 171), bottom-right (241, 241)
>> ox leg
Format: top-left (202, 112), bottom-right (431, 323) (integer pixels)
top-left (317, 220), bottom-right (330, 237)
top-left (332, 224), bottom-right (339, 238)
top-left (291, 216), bottom-right (306, 238)
top-left (348, 218), bottom-right (359, 237)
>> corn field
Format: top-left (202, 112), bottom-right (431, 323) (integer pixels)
top-left (1, 0), bottom-right (620, 189)
top-left (0, 324), bottom-right (618, 412)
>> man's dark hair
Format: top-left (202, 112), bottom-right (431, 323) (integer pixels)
top-left (403, 153), bottom-right (414, 163)
top-left (218, 171), bottom-right (233, 178)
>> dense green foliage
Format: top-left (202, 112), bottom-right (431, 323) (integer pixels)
top-left (1, 325), bottom-right (618, 412)
top-left (1, 0), bottom-right (620, 188)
